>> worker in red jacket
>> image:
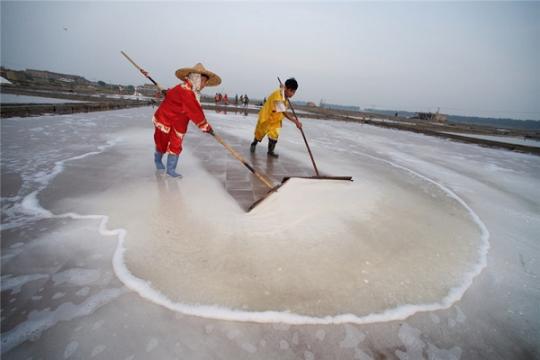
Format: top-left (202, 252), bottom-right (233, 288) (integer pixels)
top-left (152, 63), bottom-right (221, 177)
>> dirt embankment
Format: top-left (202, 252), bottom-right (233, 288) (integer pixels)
top-left (0, 85), bottom-right (153, 118)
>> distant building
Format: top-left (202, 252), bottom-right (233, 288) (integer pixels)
top-left (137, 84), bottom-right (160, 96)
top-left (413, 111), bottom-right (448, 123)
top-left (0, 66), bottom-right (155, 96)
top-left (26, 69), bottom-right (89, 84)
top-left (26, 69), bottom-right (49, 80)
top-left (0, 67), bottom-right (28, 83)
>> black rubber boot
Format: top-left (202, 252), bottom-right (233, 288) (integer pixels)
top-left (250, 138), bottom-right (259, 153)
top-left (267, 139), bottom-right (279, 158)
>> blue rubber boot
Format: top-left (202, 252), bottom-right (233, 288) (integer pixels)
top-left (166, 154), bottom-right (182, 178)
top-left (154, 151), bottom-right (165, 170)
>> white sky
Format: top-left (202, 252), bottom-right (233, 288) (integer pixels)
top-left (1, 1), bottom-right (539, 120)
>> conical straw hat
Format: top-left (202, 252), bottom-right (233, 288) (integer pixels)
top-left (175, 63), bottom-right (221, 86)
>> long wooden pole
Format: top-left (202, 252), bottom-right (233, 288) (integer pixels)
top-left (212, 133), bottom-right (274, 189)
top-left (278, 77), bottom-right (320, 176)
top-left (120, 50), bottom-right (167, 96)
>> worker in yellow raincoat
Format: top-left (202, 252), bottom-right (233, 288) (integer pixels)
top-left (250, 78), bottom-right (302, 158)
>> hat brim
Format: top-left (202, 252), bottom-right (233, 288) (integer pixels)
top-left (175, 67), bottom-right (221, 87)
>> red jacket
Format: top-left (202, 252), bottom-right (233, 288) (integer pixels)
top-left (153, 83), bottom-right (209, 134)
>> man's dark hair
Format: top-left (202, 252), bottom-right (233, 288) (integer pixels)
top-left (285, 78), bottom-right (298, 90)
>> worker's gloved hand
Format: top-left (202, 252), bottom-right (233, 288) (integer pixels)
top-left (296, 120), bottom-right (303, 129)
top-left (200, 123), bottom-right (214, 135)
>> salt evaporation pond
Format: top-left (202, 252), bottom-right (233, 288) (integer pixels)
top-left (19, 107), bottom-right (488, 324)
top-left (2, 106), bottom-right (539, 358)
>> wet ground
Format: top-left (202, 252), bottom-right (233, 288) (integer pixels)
top-left (1, 106), bottom-right (539, 359)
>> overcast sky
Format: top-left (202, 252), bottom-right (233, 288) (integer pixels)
top-left (2, 1), bottom-right (539, 120)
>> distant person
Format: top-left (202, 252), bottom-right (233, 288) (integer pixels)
top-left (234, 94), bottom-right (239, 106)
top-left (151, 63), bottom-right (221, 177)
top-left (250, 78), bottom-right (302, 158)
top-left (223, 93), bottom-right (229, 105)
top-left (244, 94), bottom-right (249, 107)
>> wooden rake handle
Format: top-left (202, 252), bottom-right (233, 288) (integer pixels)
top-left (120, 51), bottom-right (167, 95)
top-left (277, 77), bottom-right (320, 176)
top-left (211, 133), bottom-right (274, 189)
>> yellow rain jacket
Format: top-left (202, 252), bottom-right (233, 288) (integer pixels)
top-left (254, 88), bottom-right (288, 141)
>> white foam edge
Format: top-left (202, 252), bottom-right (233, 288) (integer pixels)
top-left (12, 135), bottom-right (490, 325)
top-left (38, 138), bottom-right (122, 186)
top-left (0, 138), bottom-right (121, 231)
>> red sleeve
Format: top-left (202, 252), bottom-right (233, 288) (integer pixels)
top-left (182, 91), bottom-right (207, 128)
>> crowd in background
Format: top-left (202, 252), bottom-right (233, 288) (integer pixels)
top-left (214, 93), bottom-right (249, 107)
